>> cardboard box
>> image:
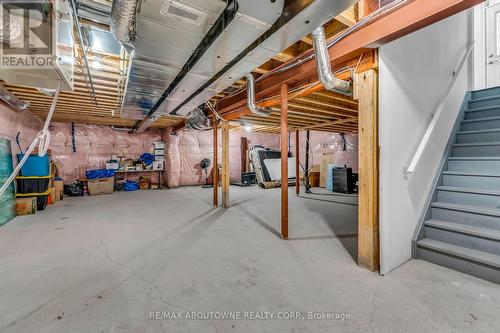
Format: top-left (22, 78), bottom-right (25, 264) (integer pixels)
top-left (88, 177), bottom-right (115, 195)
top-left (139, 176), bottom-right (150, 190)
top-left (55, 189), bottom-right (63, 201)
top-left (154, 149), bottom-right (164, 156)
top-left (54, 179), bottom-right (64, 192)
top-left (153, 161), bottom-right (164, 170)
top-left (16, 197), bottom-right (37, 215)
top-left (320, 154), bottom-right (335, 188)
top-left (48, 188), bottom-right (56, 205)
top-left (309, 172), bottom-right (320, 187)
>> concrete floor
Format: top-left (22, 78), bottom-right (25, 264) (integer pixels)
top-left (0, 186), bottom-right (499, 332)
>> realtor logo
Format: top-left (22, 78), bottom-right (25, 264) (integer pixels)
top-left (0, 1), bottom-right (55, 68)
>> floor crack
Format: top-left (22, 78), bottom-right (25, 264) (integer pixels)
top-left (130, 266), bottom-right (188, 311)
top-left (100, 239), bottom-right (124, 267)
top-left (368, 283), bottom-right (382, 333)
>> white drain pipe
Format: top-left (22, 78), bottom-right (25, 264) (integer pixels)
top-left (0, 83), bottom-right (61, 197)
top-left (311, 26), bottom-right (351, 94)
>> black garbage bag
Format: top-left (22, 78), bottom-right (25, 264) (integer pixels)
top-left (64, 181), bottom-right (84, 197)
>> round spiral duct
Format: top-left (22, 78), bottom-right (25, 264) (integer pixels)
top-left (186, 108), bottom-right (211, 131)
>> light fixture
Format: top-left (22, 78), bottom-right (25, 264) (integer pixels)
top-left (92, 61), bottom-right (102, 70)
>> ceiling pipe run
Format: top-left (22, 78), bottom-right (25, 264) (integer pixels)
top-left (246, 73), bottom-right (272, 116)
top-left (311, 26), bottom-right (351, 94)
top-left (110, 0), bottom-right (138, 45)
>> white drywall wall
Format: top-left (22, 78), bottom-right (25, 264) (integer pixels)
top-left (378, 11), bottom-right (473, 274)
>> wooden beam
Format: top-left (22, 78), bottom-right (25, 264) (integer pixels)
top-left (213, 119), bottom-right (219, 208)
top-left (295, 130), bottom-right (300, 196)
top-left (357, 69), bottom-right (379, 272)
top-left (217, 0), bottom-right (481, 120)
top-left (222, 120), bottom-right (230, 209)
top-left (280, 83), bottom-right (289, 240)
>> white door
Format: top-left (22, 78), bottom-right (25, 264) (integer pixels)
top-left (486, 3), bottom-right (500, 87)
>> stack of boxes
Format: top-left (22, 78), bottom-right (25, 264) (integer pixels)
top-left (15, 154), bottom-right (64, 216)
top-left (153, 141), bottom-right (165, 171)
top-left (15, 153), bottom-right (51, 215)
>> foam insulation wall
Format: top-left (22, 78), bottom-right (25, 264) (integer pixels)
top-left (164, 129), bottom-right (281, 187)
top-left (1, 103), bottom-right (357, 187)
top-left (290, 131), bottom-right (358, 172)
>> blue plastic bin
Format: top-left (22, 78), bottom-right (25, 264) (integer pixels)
top-left (17, 154), bottom-right (50, 177)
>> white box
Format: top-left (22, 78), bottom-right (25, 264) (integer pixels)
top-left (154, 149), bottom-right (165, 156)
top-left (153, 161), bottom-right (164, 170)
top-left (106, 162), bottom-right (119, 170)
top-left (155, 156), bottom-right (165, 162)
top-left (153, 141), bottom-right (165, 149)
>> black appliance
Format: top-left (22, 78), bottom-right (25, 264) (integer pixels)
top-left (332, 167), bottom-right (354, 194)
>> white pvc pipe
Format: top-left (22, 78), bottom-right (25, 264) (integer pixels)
top-left (0, 83), bottom-right (61, 197)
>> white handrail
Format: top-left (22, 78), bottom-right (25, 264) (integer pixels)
top-left (404, 41), bottom-right (475, 178)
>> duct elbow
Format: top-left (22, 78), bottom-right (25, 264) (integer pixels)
top-left (246, 74), bottom-right (272, 116)
top-left (110, 0), bottom-right (138, 43)
top-left (312, 27), bottom-right (351, 94)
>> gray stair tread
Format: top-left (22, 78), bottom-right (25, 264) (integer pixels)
top-left (425, 219), bottom-right (500, 241)
top-left (462, 116), bottom-right (500, 123)
top-left (437, 186), bottom-right (500, 196)
top-left (470, 95), bottom-right (500, 102)
top-left (431, 202), bottom-right (500, 217)
top-left (448, 156), bottom-right (500, 161)
top-left (452, 141), bottom-right (500, 147)
top-left (417, 238), bottom-right (500, 268)
top-left (467, 105), bottom-right (500, 112)
top-left (442, 171), bottom-right (500, 177)
top-left (457, 128), bottom-right (500, 134)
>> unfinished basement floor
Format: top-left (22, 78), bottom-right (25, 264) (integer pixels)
top-left (1, 186), bottom-right (499, 333)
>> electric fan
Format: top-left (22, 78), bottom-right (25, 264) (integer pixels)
top-left (200, 158), bottom-right (211, 188)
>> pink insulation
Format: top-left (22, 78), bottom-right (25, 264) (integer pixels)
top-left (0, 104), bottom-right (162, 183)
top-left (290, 131), bottom-right (358, 172)
top-left (1, 102), bottom-right (357, 187)
top-left (166, 129), bottom-right (280, 186)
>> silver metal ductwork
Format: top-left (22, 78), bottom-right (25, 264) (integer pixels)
top-left (311, 26), bottom-right (351, 94)
top-left (246, 74), bottom-right (272, 116)
top-left (186, 108), bottom-right (211, 131)
top-left (107, 0), bottom-right (356, 131)
top-left (110, 0), bottom-right (138, 44)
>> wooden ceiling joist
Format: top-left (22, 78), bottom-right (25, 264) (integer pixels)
top-left (214, 0), bottom-right (481, 134)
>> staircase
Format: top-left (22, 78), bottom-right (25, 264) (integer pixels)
top-left (416, 87), bottom-right (500, 284)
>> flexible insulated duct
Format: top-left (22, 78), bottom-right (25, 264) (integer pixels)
top-left (110, 0), bottom-right (138, 43)
top-left (311, 26), bottom-right (351, 94)
top-left (186, 108), bottom-right (211, 131)
top-left (246, 73), bottom-right (272, 116)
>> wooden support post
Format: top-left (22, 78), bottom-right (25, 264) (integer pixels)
top-left (281, 83), bottom-right (289, 240)
top-left (221, 120), bottom-right (230, 208)
top-left (295, 130), bottom-right (300, 196)
top-left (241, 137), bottom-right (248, 173)
top-left (212, 119), bottom-right (218, 208)
top-left (357, 69), bottom-right (379, 271)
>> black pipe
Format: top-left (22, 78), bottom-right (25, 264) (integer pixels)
top-left (305, 130), bottom-right (311, 194)
top-left (132, 0), bottom-right (239, 132)
top-left (169, 0), bottom-right (315, 116)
